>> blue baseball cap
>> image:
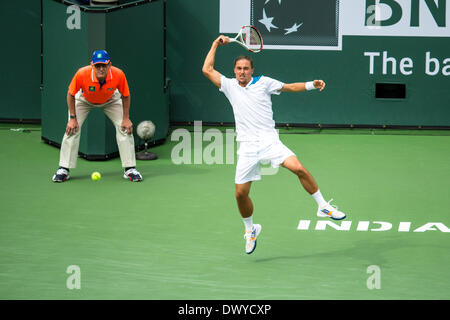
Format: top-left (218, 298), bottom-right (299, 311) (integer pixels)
top-left (91, 50), bottom-right (111, 65)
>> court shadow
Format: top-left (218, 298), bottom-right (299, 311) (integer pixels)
top-left (252, 237), bottom-right (413, 265)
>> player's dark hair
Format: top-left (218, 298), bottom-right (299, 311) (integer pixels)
top-left (234, 55), bottom-right (254, 69)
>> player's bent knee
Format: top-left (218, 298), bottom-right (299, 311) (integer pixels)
top-left (235, 189), bottom-right (249, 199)
top-left (235, 191), bottom-right (244, 199)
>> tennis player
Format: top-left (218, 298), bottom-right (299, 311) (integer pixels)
top-left (52, 50), bottom-right (143, 182)
top-left (202, 36), bottom-right (346, 254)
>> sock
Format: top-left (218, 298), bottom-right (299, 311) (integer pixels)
top-left (312, 189), bottom-right (327, 207)
top-left (243, 216), bottom-right (253, 233)
top-left (59, 166), bottom-right (69, 172)
top-left (125, 167), bottom-right (135, 171)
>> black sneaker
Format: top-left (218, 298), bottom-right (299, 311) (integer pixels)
top-left (123, 168), bottom-right (143, 182)
top-left (52, 168), bottom-right (70, 182)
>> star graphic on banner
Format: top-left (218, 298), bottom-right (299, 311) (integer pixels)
top-left (264, 0), bottom-right (282, 4)
top-left (258, 8), bottom-right (278, 32)
top-left (284, 22), bottom-right (303, 35)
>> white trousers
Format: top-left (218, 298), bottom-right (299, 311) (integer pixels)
top-left (59, 91), bottom-right (136, 169)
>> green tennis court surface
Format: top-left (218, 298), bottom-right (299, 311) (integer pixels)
top-left (0, 124), bottom-right (449, 299)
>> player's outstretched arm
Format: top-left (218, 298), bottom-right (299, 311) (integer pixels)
top-left (202, 36), bottom-right (229, 88)
top-left (280, 80), bottom-right (326, 92)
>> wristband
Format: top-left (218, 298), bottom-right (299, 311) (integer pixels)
top-left (70, 114), bottom-right (77, 119)
top-left (305, 81), bottom-right (316, 91)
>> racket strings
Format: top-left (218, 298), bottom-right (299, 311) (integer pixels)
top-left (241, 26), bottom-right (262, 52)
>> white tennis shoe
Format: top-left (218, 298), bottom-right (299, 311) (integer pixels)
top-left (124, 168), bottom-right (143, 182)
top-left (244, 224), bottom-right (262, 254)
top-left (52, 167), bottom-right (70, 183)
top-left (317, 199), bottom-right (346, 220)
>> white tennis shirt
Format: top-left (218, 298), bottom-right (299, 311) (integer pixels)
top-left (219, 75), bottom-right (284, 142)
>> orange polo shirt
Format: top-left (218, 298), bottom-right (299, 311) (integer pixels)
top-left (68, 65), bottom-right (130, 104)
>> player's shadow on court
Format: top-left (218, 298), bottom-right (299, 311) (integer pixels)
top-left (252, 237), bottom-right (408, 266)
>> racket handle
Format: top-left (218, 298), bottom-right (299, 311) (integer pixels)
top-left (219, 37), bottom-right (235, 44)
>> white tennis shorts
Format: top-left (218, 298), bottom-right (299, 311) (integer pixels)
top-left (235, 139), bottom-right (295, 184)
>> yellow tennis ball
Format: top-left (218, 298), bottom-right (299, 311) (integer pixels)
top-left (91, 172), bottom-right (101, 181)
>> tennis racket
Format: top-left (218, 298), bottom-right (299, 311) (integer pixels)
top-left (220, 25), bottom-right (263, 53)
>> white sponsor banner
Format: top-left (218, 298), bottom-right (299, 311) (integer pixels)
top-left (219, 0), bottom-right (251, 32)
top-left (342, 0), bottom-right (450, 37)
top-left (219, 0), bottom-right (450, 51)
